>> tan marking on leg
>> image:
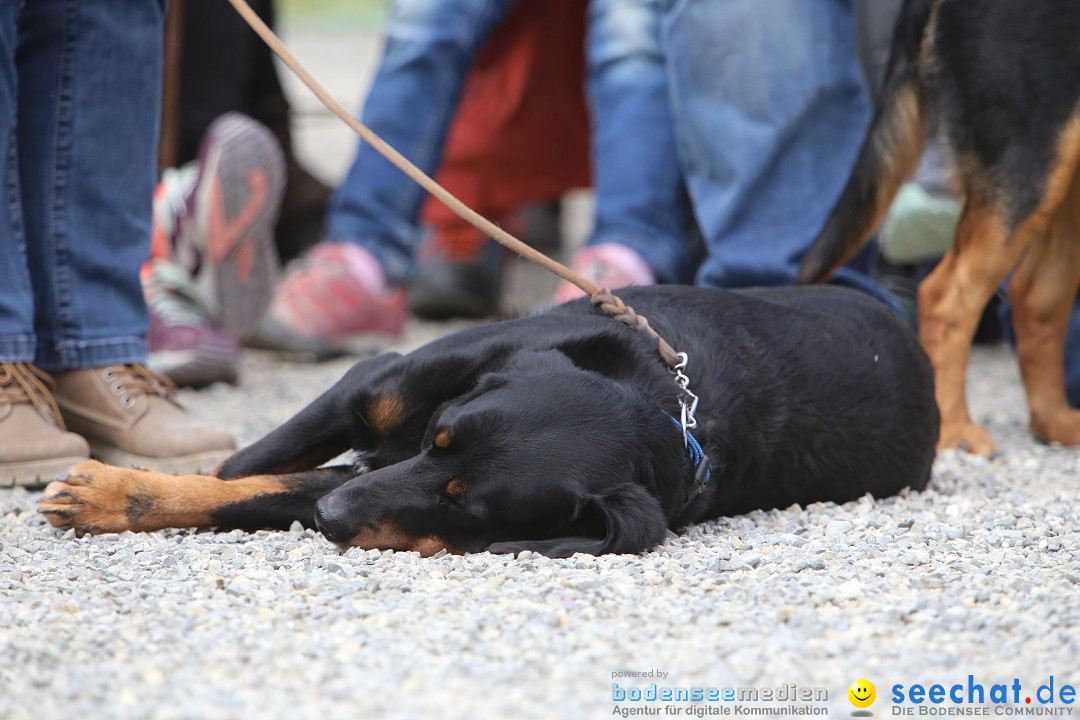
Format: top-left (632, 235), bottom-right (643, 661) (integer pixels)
top-left (819, 84), bottom-right (930, 279)
top-left (345, 521), bottom-right (459, 557)
top-left (918, 201), bottom-right (1032, 455)
top-left (869, 84), bottom-right (930, 232)
top-left (917, 1), bottom-right (943, 72)
top-left (368, 393), bottom-right (405, 437)
top-left (38, 460), bottom-right (293, 534)
top-left (921, 114), bottom-right (1080, 453)
top-left (1014, 116), bottom-right (1080, 242)
top-left (1008, 115), bottom-right (1080, 445)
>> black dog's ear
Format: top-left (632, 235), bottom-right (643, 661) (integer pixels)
top-left (503, 349), bottom-right (576, 375)
top-left (486, 483), bottom-right (667, 558)
top-left (446, 351), bottom-right (576, 410)
top-left (217, 353), bottom-right (404, 479)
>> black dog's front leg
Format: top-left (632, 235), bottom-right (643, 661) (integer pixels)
top-left (209, 465), bottom-right (360, 531)
top-left (39, 464), bottom-right (358, 534)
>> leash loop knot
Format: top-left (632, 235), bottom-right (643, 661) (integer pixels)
top-left (589, 290), bottom-right (680, 368)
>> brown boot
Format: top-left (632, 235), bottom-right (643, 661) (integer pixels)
top-left (52, 364), bottom-right (235, 475)
top-left (0, 363), bottom-right (90, 488)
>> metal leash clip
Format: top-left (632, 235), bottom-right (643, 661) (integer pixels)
top-left (672, 352), bottom-right (700, 448)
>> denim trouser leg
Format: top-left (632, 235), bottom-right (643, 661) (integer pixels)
top-left (0, 3), bottom-right (35, 362)
top-left (1, 0), bottom-right (164, 370)
top-left (324, 0), bottom-right (517, 284)
top-left (665, 0), bottom-right (894, 306)
top-left (585, 0), bottom-right (690, 284)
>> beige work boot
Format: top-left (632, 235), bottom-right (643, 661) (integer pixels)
top-left (52, 364), bottom-right (235, 475)
top-left (0, 363), bottom-right (91, 488)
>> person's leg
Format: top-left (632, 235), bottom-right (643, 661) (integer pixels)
top-left (555, 0), bottom-right (690, 303)
top-left (0, 1), bottom-right (34, 363)
top-left (17, 0), bottom-right (233, 474)
top-left (0, 1), bottom-right (91, 487)
top-left (18, 0), bottom-right (160, 369)
top-left (145, 113), bottom-right (286, 389)
top-left (176, 0), bottom-right (328, 263)
top-left (324, 0), bottom-right (518, 283)
top-left (266, 0), bottom-right (517, 342)
top-left (175, 0), bottom-right (266, 164)
top-left (410, 0), bottom-right (590, 320)
top-left (666, 0), bottom-right (894, 307)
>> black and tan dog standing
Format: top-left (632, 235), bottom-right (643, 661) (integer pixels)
top-left (798, 0), bottom-right (1080, 454)
top-left (40, 286), bottom-right (939, 556)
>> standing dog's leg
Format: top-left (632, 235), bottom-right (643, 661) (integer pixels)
top-left (918, 198), bottom-right (1032, 455)
top-left (1004, 117), bottom-right (1080, 446)
top-left (1008, 194), bottom-right (1080, 445)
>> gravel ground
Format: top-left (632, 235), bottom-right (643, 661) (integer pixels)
top-left (2, 336), bottom-right (1078, 720)
top-left (3, 22), bottom-right (1078, 720)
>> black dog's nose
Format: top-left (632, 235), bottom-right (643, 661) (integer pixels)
top-left (313, 495), bottom-right (353, 544)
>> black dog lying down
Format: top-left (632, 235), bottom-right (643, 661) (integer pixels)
top-left (40, 286), bottom-right (939, 557)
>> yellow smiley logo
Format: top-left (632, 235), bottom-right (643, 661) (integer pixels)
top-left (848, 679), bottom-right (876, 708)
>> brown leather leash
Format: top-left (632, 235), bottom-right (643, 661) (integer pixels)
top-left (224, 0), bottom-right (702, 438)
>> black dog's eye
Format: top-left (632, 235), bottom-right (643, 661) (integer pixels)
top-left (438, 477), bottom-right (466, 506)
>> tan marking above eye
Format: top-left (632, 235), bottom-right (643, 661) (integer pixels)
top-left (445, 477), bottom-right (466, 497)
top-left (434, 428), bottom-right (453, 449)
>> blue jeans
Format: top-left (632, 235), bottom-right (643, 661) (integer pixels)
top-left (324, 0), bottom-right (517, 284)
top-left (587, 0), bottom-right (690, 284)
top-left (0, 0), bottom-right (163, 371)
top-left (329, 0), bottom-right (692, 285)
top-left (663, 0), bottom-right (889, 301)
top-left (332, 0), bottom-right (890, 304)
top-left (581, 0), bottom-right (890, 303)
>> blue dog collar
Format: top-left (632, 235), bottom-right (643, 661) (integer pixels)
top-left (669, 415), bottom-right (711, 509)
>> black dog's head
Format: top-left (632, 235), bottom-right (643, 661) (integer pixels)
top-left (313, 351), bottom-right (692, 557)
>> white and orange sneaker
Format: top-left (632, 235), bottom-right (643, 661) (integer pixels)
top-left (148, 112), bottom-right (286, 339)
top-left (266, 242), bottom-right (407, 342)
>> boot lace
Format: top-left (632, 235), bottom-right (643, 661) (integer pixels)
top-left (101, 364), bottom-right (179, 409)
top-left (0, 362), bottom-right (66, 429)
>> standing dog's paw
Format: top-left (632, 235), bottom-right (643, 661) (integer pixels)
top-left (38, 460), bottom-right (147, 535)
top-left (937, 421), bottom-right (999, 457)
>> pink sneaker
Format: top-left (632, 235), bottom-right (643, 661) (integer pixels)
top-left (553, 243), bottom-right (657, 304)
top-left (267, 242), bottom-right (407, 341)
